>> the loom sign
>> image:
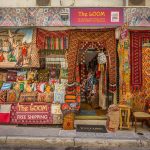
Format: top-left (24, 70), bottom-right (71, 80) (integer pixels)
top-left (70, 8), bottom-right (124, 26)
top-left (10, 104), bottom-right (52, 124)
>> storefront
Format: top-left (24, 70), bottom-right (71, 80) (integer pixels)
top-left (0, 7), bottom-right (149, 130)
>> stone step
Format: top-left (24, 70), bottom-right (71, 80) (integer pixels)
top-left (74, 119), bottom-right (106, 128)
top-left (75, 115), bottom-right (107, 120)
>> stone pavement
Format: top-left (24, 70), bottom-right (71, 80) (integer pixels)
top-left (0, 125), bottom-right (149, 148)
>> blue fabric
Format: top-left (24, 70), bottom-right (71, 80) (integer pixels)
top-left (1, 82), bottom-right (12, 90)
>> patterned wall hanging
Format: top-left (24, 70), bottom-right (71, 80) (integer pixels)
top-left (67, 29), bottom-right (116, 89)
top-left (36, 28), bottom-right (69, 50)
top-left (132, 47), bottom-right (150, 111)
top-left (0, 8), bottom-right (70, 27)
top-left (0, 28), bottom-right (39, 68)
top-left (125, 8), bottom-right (150, 27)
top-left (117, 24), bottom-right (131, 105)
top-left (130, 31), bottom-right (150, 91)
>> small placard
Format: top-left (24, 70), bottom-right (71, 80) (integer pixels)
top-left (51, 104), bottom-right (62, 115)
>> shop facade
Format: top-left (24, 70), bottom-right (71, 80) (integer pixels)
top-left (0, 7), bottom-right (149, 129)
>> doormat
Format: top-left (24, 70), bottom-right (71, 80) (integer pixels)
top-left (79, 110), bottom-right (96, 116)
top-left (76, 125), bottom-right (107, 133)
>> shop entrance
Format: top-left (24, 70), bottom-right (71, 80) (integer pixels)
top-left (67, 29), bottom-right (117, 119)
top-left (77, 42), bottom-right (108, 118)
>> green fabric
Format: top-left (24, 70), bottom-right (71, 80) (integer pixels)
top-left (47, 38), bottom-right (51, 49)
top-left (0, 81), bottom-right (4, 89)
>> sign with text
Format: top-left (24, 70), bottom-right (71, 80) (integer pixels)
top-left (10, 103), bottom-right (53, 124)
top-left (70, 8), bottom-right (124, 26)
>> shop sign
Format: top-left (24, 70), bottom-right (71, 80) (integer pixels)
top-left (10, 103), bottom-right (52, 124)
top-left (70, 8), bottom-right (124, 26)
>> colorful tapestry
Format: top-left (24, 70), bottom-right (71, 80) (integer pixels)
top-left (36, 28), bottom-right (69, 50)
top-left (0, 28), bottom-right (39, 68)
top-left (35, 8), bottom-right (70, 26)
top-left (132, 47), bottom-right (150, 111)
top-left (0, 8), bottom-right (70, 26)
top-left (130, 31), bottom-right (150, 91)
top-left (46, 37), bottom-right (68, 50)
top-left (67, 29), bottom-right (116, 88)
top-left (130, 32), bottom-right (142, 91)
top-left (54, 91), bottom-right (65, 104)
top-left (125, 8), bottom-right (150, 27)
top-left (118, 26), bottom-right (130, 104)
top-left (0, 8), bottom-right (29, 26)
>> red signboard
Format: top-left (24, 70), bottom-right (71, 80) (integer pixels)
top-left (10, 103), bottom-right (53, 124)
top-left (70, 8), bottom-right (124, 26)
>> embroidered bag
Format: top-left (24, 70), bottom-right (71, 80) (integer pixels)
top-left (0, 90), bottom-right (7, 103)
top-left (7, 71), bottom-right (17, 82)
top-left (17, 71), bottom-right (27, 82)
top-left (0, 72), bottom-right (7, 82)
top-left (7, 90), bottom-right (20, 103)
top-left (37, 93), bottom-right (46, 102)
top-left (45, 92), bottom-right (54, 103)
top-left (19, 92), bottom-right (37, 102)
top-left (60, 68), bottom-right (68, 79)
top-left (38, 70), bottom-right (49, 82)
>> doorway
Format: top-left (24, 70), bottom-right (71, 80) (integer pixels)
top-left (67, 29), bottom-right (117, 118)
top-left (78, 43), bottom-right (108, 117)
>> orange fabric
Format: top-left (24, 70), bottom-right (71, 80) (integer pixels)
top-left (65, 95), bottom-right (76, 100)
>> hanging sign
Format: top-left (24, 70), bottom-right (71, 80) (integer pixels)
top-left (120, 29), bottom-right (128, 40)
top-left (70, 8), bottom-right (124, 26)
top-left (10, 103), bottom-right (53, 124)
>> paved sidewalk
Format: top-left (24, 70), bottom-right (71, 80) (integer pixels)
top-left (0, 125), bottom-right (149, 148)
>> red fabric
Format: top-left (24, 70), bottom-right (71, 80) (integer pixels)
top-left (130, 31), bottom-right (150, 91)
top-left (22, 47), bottom-right (27, 57)
top-left (0, 113), bottom-right (10, 123)
top-left (36, 28), bottom-right (69, 50)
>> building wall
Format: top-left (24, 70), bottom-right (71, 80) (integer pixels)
top-left (146, 0), bottom-right (150, 6)
top-left (0, 0), bottom-right (149, 7)
top-left (0, 0), bottom-right (36, 7)
top-left (0, 0), bottom-right (124, 7)
top-left (52, 0), bottom-right (124, 7)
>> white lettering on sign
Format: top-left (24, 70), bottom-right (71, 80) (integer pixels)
top-left (27, 115), bottom-right (48, 120)
top-left (17, 115), bottom-right (26, 120)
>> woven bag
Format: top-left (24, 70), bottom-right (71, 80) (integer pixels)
top-left (7, 71), bottom-right (17, 82)
top-left (53, 114), bottom-right (63, 124)
top-left (45, 92), bottom-right (54, 103)
top-left (0, 90), bottom-right (7, 103)
top-left (0, 72), bottom-right (7, 82)
top-left (38, 70), bottom-right (49, 82)
top-left (37, 93), bottom-right (46, 102)
top-left (63, 112), bottom-right (75, 130)
top-left (19, 92), bottom-right (37, 102)
top-left (7, 90), bottom-right (20, 103)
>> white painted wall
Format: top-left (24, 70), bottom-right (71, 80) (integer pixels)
top-left (0, 0), bottom-right (149, 7)
top-left (146, 0), bottom-right (150, 6)
top-left (0, 0), bottom-right (36, 7)
top-left (52, 0), bottom-right (124, 7)
top-left (0, 0), bottom-right (124, 7)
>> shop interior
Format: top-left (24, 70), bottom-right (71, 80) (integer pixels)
top-left (77, 47), bottom-right (109, 118)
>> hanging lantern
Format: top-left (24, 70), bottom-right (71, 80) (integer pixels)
top-left (97, 52), bottom-right (107, 64)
